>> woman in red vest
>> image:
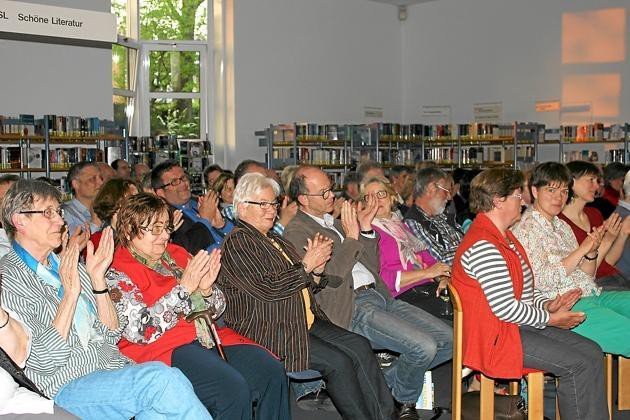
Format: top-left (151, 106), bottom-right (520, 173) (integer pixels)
top-left (105, 193), bottom-right (290, 420)
top-left (451, 168), bottom-right (607, 420)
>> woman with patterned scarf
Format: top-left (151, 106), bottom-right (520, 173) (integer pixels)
top-left (105, 193), bottom-right (289, 420)
top-left (362, 176), bottom-right (452, 319)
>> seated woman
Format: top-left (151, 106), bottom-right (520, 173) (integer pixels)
top-left (218, 173), bottom-right (396, 420)
top-left (452, 168), bottom-right (607, 420)
top-left (361, 176), bottom-right (451, 319)
top-left (559, 160), bottom-right (630, 290)
top-left (512, 162), bottom-right (630, 357)
top-left (106, 193), bottom-right (289, 420)
top-left (211, 172), bottom-right (235, 211)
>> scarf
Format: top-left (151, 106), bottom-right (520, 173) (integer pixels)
top-left (12, 241), bottom-right (97, 350)
top-left (128, 247), bottom-right (214, 348)
top-left (373, 212), bottom-right (428, 268)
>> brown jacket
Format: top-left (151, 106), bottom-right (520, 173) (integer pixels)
top-left (284, 210), bottom-right (393, 329)
top-left (218, 220), bottom-right (328, 372)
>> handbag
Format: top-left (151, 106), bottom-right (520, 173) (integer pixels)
top-left (461, 391), bottom-right (526, 420)
top-left (0, 346), bottom-right (46, 398)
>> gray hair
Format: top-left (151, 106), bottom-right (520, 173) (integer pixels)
top-left (413, 167), bottom-right (448, 199)
top-left (232, 173), bottom-right (281, 220)
top-left (2, 180), bottom-right (62, 240)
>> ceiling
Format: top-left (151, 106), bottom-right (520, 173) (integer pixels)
top-left (365, 0), bottom-right (438, 6)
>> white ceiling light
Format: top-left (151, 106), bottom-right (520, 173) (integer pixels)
top-left (364, 0), bottom-right (438, 6)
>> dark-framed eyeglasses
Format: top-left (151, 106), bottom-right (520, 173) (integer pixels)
top-left (158, 175), bottom-right (190, 190)
top-left (244, 200), bottom-right (281, 210)
top-left (302, 186), bottom-right (334, 200)
top-left (374, 190), bottom-right (389, 199)
top-left (140, 224), bottom-right (175, 236)
top-left (19, 207), bottom-right (64, 219)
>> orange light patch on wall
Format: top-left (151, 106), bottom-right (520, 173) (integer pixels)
top-left (562, 74), bottom-right (620, 121)
top-left (562, 8), bottom-right (626, 64)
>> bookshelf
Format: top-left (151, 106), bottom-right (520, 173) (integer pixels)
top-left (258, 121), bottom-right (629, 180)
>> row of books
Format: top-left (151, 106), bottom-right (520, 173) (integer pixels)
top-left (0, 115), bottom-right (122, 137)
top-left (561, 124), bottom-right (626, 142)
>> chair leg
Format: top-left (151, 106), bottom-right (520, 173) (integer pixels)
top-left (509, 380), bottom-right (519, 395)
top-left (619, 356), bottom-right (630, 410)
top-left (605, 354), bottom-right (613, 419)
top-left (527, 372), bottom-right (544, 420)
top-left (451, 367), bottom-right (463, 420)
top-left (555, 378), bottom-right (560, 420)
top-left (480, 374), bottom-right (495, 419)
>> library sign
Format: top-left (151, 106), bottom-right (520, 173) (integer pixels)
top-left (0, 0), bottom-right (116, 43)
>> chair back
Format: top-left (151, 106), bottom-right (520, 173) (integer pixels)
top-left (449, 283), bottom-right (463, 419)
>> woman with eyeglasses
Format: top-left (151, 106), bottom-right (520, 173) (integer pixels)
top-left (512, 162), bottom-right (630, 357)
top-left (105, 193), bottom-right (290, 420)
top-left (219, 173), bottom-right (397, 420)
top-left (361, 176), bottom-right (451, 320)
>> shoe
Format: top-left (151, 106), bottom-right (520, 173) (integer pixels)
top-left (428, 406), bottom-right (451, 420)
top-left (376, 351), bottom-right (397, 368)
top-left (296, 389), bottom-right (337, 412)
top-left (398, 403), bottom-right (420, 420)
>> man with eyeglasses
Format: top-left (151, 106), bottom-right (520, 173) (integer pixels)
top-left (62, 162), bottom-right (104, 236)
top-left (404, 167), bottom-right (464, 266)
top-left (284, 165), bottom-right (453, 420)
top-left (152, 160), bottom-right (233, 255)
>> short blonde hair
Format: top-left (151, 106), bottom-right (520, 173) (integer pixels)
top-left (360, 176), bottom-right (397, 210)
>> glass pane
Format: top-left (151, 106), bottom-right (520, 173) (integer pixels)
top-left (111, 0), bottom-right (127, 36)
top-left (113, 95), bottom-right (131, 129)
top-left (149, 51), bottom-right (200, 93)
top-left (140, 0), bottom-right (207, 40)
top-left (150, 98), bottom-right (200, 139)
top-left (112, 44), bottom-right (129, 90)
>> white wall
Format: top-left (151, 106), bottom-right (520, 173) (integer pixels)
top-left (0, 0), bottom-right (112, 119)
top-left (401, 0), bottom-right (630, 127)
top-left (231, 0), bottom-right (403, 167)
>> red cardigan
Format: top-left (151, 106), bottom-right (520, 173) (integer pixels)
top-left (112, 243), bottom-right (259, 365)
top-left (452, 213), bottom-right (532, 379)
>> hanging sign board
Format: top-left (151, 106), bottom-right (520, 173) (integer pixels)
top-left (364, 106), bottom-right (384, 118)
top-left (0, 0), bottom-right (116, 43)
top-left (473, 102), bottom-right (502, 123)
top-left (421, 105), bottom-right (451, 119)
top-left (535, 100), bottom-right (561, 113)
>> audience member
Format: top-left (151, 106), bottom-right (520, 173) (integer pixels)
top-left (62, 162), bottom-right (103, 235)
top-left (388, 165), bottom-right (411, 214)
top-left (96, 162), bottom-right (116, 183)
top-left (203, 164), bottom-right (223, 188)
top-left (131, 163), bottom-right (150, 183)
top-left (614, 171), bottom-right (630, 277)
top-left (219, 173), bottom-right (395, 420)
top-left (0, 180), bottom-right (210, 419)
top-left (588, 162), bottom-right (628, 218)
top-left (210, 172), bottom-right (235, 209)
top-left (152, 161), bottom-right (233, 255)
top-left (111, 159), bottom-right (131, 179)
top-left (560, 161), bottom-right (630, 290)
top-left (512, 162), bottom-right (630, 357)
top-left (280, 165), bottom-right (299, 195)
top-left (284, 166), bottom-right (452, 420)
top-left (342, 171), bottom-right (361, 202)
top-left (452, 168), bottom-right (607, 420)
top-left (404, 167), bottom-right (464, 265)
top-left (0, 175), bottom-right (19, 257)
top-left (107, 193), bottom-right (289, 419)
top-left (357, 160), bottom-right (384, 181)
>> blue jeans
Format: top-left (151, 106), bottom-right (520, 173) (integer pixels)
top-left (54, 362), bottom-right (211, 420)
top-left (350, 288), bottom-right (453, 404)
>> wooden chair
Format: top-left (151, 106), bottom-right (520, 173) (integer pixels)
top-left (618, 355), bottom-right (630, 410)
top-left (449, 284), bottom-right (548, 420)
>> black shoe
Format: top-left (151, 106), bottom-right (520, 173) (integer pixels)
top-left (296, 389), bottom-right (337, 412)
top-left (429, 406), bottom-right (451, 420)
top-left (376, 351), bottom-right (397, 368)
top-left (398, 403), bottom-right (420, 420)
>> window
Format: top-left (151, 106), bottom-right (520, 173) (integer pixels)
top-left (140, 0), bottom-right (207, 40)
top-left (111, 0), bottom-right (127, 36)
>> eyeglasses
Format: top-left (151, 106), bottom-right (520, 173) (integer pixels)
top-left (541, 186), bottom-right (569, 197)
top-left (435, 183), bottom-right (451, 195)
top-left (159, 175), bottom-right (189, 189)
top-left (244, 200), bottom-right (281, 210)
top-left (302, 186), bottom-right (334, 200)
top-left (509, 193), bottom-right (523, 201)
top-left (140, 224), bottom-right (175, 236)
top-left (19, 207), bottom-right (64, 219)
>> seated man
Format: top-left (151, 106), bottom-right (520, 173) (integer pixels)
top-left (0, 179), bottom-right (210, 419)
top-left (404, 167), bottom-right (464, 265)
top-left (284, 166), bottom-right (453, 420)
top-left (152, 160), bottom-right (233, 254)
top-left (62, 162), bottom-right (103, 235)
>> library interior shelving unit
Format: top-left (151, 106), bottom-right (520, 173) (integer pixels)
top-left (257, 122), bottom-right (629, 186)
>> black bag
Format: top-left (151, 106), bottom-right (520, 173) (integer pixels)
top-left (0, 346), bottom-right (46, 398)
top-left (461, 391), bottom-right (526, 420)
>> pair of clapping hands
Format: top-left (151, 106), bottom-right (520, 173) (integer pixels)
top-left (579, 212), bottom-right (630, 256)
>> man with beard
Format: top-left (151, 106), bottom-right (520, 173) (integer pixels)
top-left (404, 167), bottom-right (464, 265)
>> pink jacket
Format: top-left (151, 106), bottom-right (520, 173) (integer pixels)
top-left (373, 224), bottom-right (437, 297)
